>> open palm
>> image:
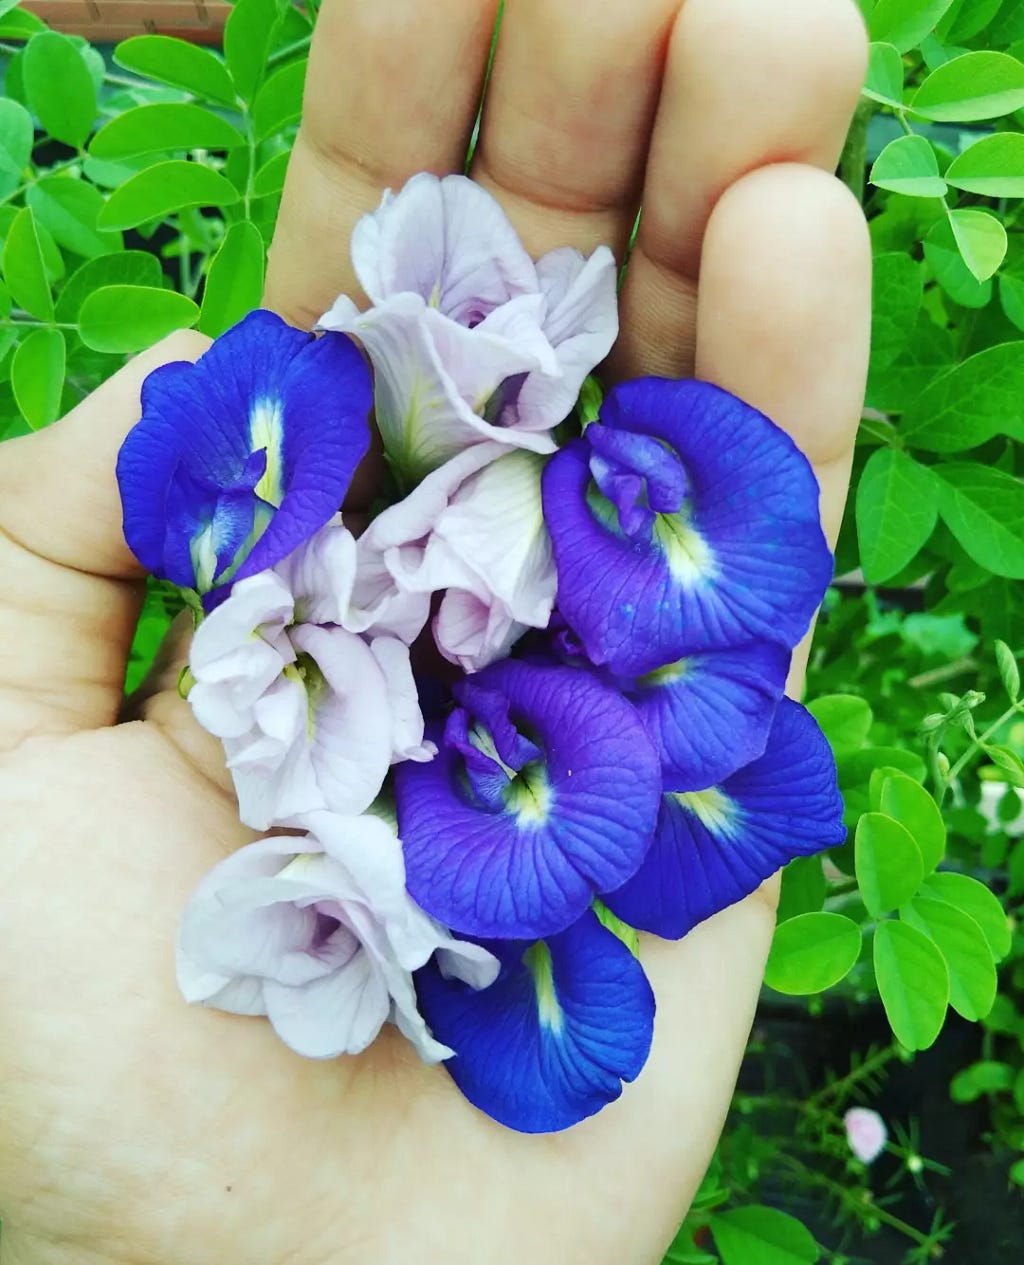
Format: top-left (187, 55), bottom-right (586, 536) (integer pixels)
top-left (0, 2), bottom-right (870, 1262)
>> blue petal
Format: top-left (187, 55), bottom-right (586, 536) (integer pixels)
top-left (117, 310), bottom-right (371, 595)
top-left (603, 698), bottom-right (845, 939)
top-left (543, 378), bottom-right (833, 675)
top-left (394, 660), bottom-right (661, 939)
top-left (628, 642), bottom-right (791, 791)
top-left (416, 909), bottom-right (654, 1132)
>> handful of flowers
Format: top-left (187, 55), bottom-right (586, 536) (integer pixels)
top-left (117, 173), bottom-right (845, 1134)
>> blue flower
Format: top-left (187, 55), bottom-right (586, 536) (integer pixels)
top-left (602, 699), bottom-right (845, 939)
top-left (117, 310), bottom-right (372, 600)
top-left (541, 378), bottom-right (833, 676)
top-left (415, 909), bottom-right (654, 1132)
top-left (393, 660), bottom-right (662, 939)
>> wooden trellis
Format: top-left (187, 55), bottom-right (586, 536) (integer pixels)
top-left (20, 1), bottom-right (232, 42)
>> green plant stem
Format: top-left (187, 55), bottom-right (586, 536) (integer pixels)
top-left (841, 99), bottom-right (874, 203)
top-left (0, 317), bottom-right (77, 330)
top-left (806, 1044), bottom-right (899, 1111)
top-left (941, 699), bottom-right (1024, 802)
top-left (0, 155), bottom-right (82, 208)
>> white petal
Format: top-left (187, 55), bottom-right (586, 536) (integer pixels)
top-left (263, 952), bottom-right (390, 1057)
top-left (275, 517), bottom-right (358, 626)
top-left (368, 636), bottom-right (434, 762)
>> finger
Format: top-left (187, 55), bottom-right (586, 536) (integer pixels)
top-left (0, 332), bottom-right (210, 748)
top-left (612, 0), bottom-right (867, 380)
top-left (470, 0), bottom-right (677, 259)
top-left (265, 0), bottom-right (500, 330)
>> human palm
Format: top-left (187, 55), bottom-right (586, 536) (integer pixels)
top-left (0, 2), bottom-right (871, 1262)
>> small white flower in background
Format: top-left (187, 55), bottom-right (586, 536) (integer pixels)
top-left (177, 811), bottom-right (499, 1062)
top-left (318, 172), bottom-right (618, 486)
top-left (844, 1107), bottom-right (888, 1164)
top-left (188, 518), bottom-right (434, 831)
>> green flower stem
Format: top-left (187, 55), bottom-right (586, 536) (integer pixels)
top-left (941, 699), bottom-right (1024, 802)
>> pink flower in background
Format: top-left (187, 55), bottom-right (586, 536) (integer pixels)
top-left (844, 1107), bottom-right (888, 1164)
top-left (188, 519), bottom-right (433, 830)
top-left (319, 173), bottom-right (617, 484)
top-left (177, 812), bottom-right (499, 1062)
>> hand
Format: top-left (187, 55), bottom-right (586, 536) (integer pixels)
top-left (0, 2), bottom-right (870, 1262)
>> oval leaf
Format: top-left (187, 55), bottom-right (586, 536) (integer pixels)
top-left (224, 0), bottom-right (283, 102)
top-left (900, 342), bottom-right (1024, 451)
top-left (857, 812), bottom-right (924, 917)
top-left (921, 870), bottom-right (1012, 958)
top-left (26, 177), bottom-right (122, 260)
top-left (949, 207), bottom-right (1007, 283)
top-left (709, 1206), bottom-right (819, 1265)
top-left (870, 0), bottom-right (957, 52)
top-left (807, 694), bottom-right (873, 756)
top-left (912, 51), bottom-right (1024, 121)
top-left (863, 42), bottom-right (905, 107)
top-left (878, 773), bottom-right (946, 875)
top-left (856, 447), bottom-right (938, 584)
top-left (90, 103), bottom-right (247, 160)
top-left (924, 215), bottom-right (993, 308)
top-left (946, 132), bottom-right (1024, 197)
top-left (0, 98), bottom-right (33, 200)
top-left (1, 206), bottom-right (52, 321)
top-left (870, 134), bottom-right (948, 197)
top-left (933, 462), bottom-right (1024, 579)
top-left (55, 249), bottom-right (163, 322)
top-left (10, 326), bottom-right (65, 429)
top-left (252, 149), bottom-right (290, 198)
top-left (252, 58), bottom-right (307, 141)
top-left (777, 856), bottom-right (827, 923)
top-left (22, 31), bottom-right (96, 148)
top-left (199, 220), bottom-right (266, 337)
top-left (78, 285), bottom-right (200, 353)
top-left (950, 1060), bottom-right (1014, 1103)
top-left (874, 919), bottom-right (949, 1050)
top-left (902, 896), bottom-right (997, 1021)
top-left (97, 160), bottom-right (241, 231)
top-left (113, 35), bottom-right (236, 106)
top-left (765, 912), bottom-right (862, 995)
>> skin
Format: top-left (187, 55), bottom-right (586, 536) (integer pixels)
top-left (0, 2), bottom-right (871, 1262)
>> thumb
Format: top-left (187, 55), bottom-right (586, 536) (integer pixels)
top-left (0, 331), bottom-right (211, 748)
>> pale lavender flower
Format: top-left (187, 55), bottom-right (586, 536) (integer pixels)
top-left (352, 443), bottom-right (556, 672)
top-left (177, 811), bottom-right (499, 1062)
top-left (844, 1107), bottom-right (888, 1164)
top-left (318, 173), bottom-right (618, 484)
top-left (188, 519), bottom-right (433, 830)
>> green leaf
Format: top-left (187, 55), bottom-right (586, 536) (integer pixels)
top-left (0, 1), bottom-right (45, 39)
top-left (946, 133), bottom-right (1024, 197)
top-left (985, 743), bottom-right (1024, 786)
top-left (78, 285), bottom-right (200, 353)
top-left (933, 463), bottom-right (1024, 579)
top-left (1, 207), bottom-right (52, 320)
top-left (870, 134), bottom-right (948, 196)
top-left (807, 694), bottom-right (873, 755)
top-left (946, 0), bottom-right (1005, 40)
top-left (22, 31), bottom-right (97, 148)
top-left (709, 1206), bottom-right (819, 1265)
top-left (1011, 1159), bottom-right (1024, 1189)
top-left (878, 774), bottom-right (946, 874)
top-left (871, 252), bottom-right (923, 372)
top-left (10, 327), bottom-right (65, 429)
top-left (874, 919), bottom-right (949, 1049)
top-left (199, 220), bottom-right (266, 337)
top-left (923, 874), bottom-right (1011, 961)
top-left (97, 160), bottom-right (241, 231)
top-left (863, 42), bottom-right (905, 106)
top-left (902, 896), bottom-right (997, 1020)
top-left (0, 98), bottom-right (33, 200)
top-left (901, 342), bottom-right (1024, 451)
top-left (224, 0), bottom-right (284, 102)
top-left (870, 0), bottom-right (957, 52)
top-left (252, 58), bottom-right (307, 141)
top-left (996, 639), bottom-right (1021, 702)
top-left (856, 812), bottom-right (925, 916)
top-left (856, 447), bottom-right (938, 584)
top-left (89, 103), bottom-right (247, 160)
top-left (923, 215), bottom-right (992, 307)
top-left (912, 51), bottom-right (1024, 121)
top-left (777, 856), bottom-right (827, 923)
top-left (950, 1060), bottom-right (1014, 1102)
top-left (948, 207), bottom-right (1007, 283)
top-left (252, 149), bottom-right (290, 198)
top-left (114, 35), bottom-right (236, 107)
top-left (1001, 271), bottom-right (1024, 333)
top-left (55, 249), bottom-right (163, 321)
top-left (765, 912), bottom-right (862, 995)
top-left (26, 177), bottom-right (121, 260)
top-left (838, 746), bottom-right (927, 788)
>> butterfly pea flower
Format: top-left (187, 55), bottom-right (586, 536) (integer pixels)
top-left (355, 441), bottom-right (556, 672)
top-left (394, 660), bottom-right (662, 940)
top-left (844, 1107), bottom-right (888, 1165)
top-left (177, 812), bottom-right (499, 1062)
top-left (542, 378), bottom-right (834, 678)
top-left (602, 699), bottom-right (845, 940)
top-left (188, 521), bottom-right (433, 831)
top-left (318, 173), bottom-right (617, 485)
top-left (117, 310), bottom-right (371, 604)
top-left (416, 908), bottom-right (655, 1133)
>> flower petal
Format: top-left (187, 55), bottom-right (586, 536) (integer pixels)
top-left (395, 660), bottom-right (662, 939)
top-left (117, 310), bottom-right (371, 597)
top-left (603, 699), bottom-right (845, 939)
top-left (416, 909), bottom-right (654, 1132)
top-left (263, 951), bottom-right (390, 1058)
top-left (543, 379), bottom-right (834, 675)
top-left (628, 642), bottom-right (791, 791)
top-left (350, 172), bottom-right (538, 323)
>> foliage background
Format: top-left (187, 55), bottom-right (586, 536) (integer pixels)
top-left (1, 0), bottom-right (1023, 1261)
